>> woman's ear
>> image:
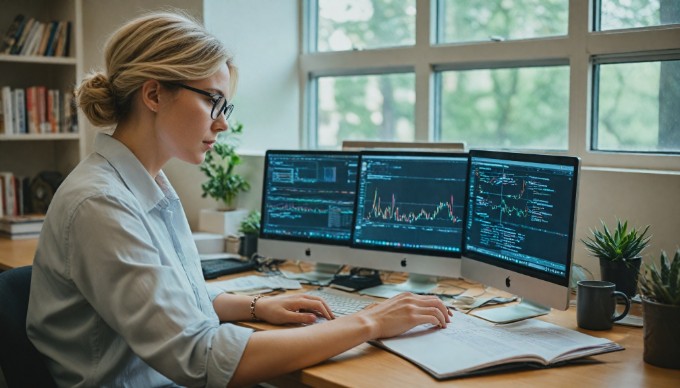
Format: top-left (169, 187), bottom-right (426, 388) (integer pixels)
top-left (140, 79), bottom-right (161, 113)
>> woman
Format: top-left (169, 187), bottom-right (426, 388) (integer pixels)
top-left (27, 11), bottom-right (450, 387)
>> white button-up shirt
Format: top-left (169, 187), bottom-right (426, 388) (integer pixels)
top-left (27, 133), bottom-right (253, 387)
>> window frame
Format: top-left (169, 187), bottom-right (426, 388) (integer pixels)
top-left (300, 0), bottom-right (680, 171)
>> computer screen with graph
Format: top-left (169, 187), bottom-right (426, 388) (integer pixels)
top-left (258, 150), bottom-right (359, 266)
top-left (462, 150), bottom-right (580, 321)
top-left (350, 151), bottom-right (468, 282)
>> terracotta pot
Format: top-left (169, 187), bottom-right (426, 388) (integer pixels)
top-left (642, 298), bottom-right (680, 369)
top-left (599, 257), bottom-right (641, 298)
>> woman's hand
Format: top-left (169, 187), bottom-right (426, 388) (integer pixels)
top-left (254, 293), bottom-right (335, 325)
top-left (356, 292), bottom-right (452, 339)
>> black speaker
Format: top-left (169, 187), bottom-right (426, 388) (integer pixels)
top-left (30, 171), bottom-right (63, 214)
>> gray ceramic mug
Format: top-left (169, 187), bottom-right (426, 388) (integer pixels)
top-left (577, 280), bottom-right (630, 330)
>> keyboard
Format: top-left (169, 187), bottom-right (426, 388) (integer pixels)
top-left (305, 288), bottom-right (375, 316)
top-left (201, 258), bottom-right (257, 279)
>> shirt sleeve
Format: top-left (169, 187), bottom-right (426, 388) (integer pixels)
top-left (66, 193), bottom-right (252, 387)
top-left (206, 283), bottom-right (226, 302)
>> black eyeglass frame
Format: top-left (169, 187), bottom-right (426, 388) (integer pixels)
top-left (171, 83), bottom-right (234, 120)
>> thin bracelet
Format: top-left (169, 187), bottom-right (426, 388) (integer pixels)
top-left (250, 294), bottom-right (265, 320)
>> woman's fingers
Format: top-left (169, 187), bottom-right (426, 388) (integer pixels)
top-left (259, 294), bottom-right (335, 324)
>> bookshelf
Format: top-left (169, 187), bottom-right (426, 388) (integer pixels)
top-left (0, 0), bottom-right (84, 179)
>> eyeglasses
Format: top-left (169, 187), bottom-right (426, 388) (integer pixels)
top-left (173, 83), bottom-right (234, 121)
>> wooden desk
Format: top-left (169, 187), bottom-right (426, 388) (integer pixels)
top-left (0, 237), bottom-right (38, 270)
top-left (282, 305), bottom-right (680, 387)
top-left (4, 242), bottom-right (678, 386)
top-left (231, 268), bottom-right (680, 388)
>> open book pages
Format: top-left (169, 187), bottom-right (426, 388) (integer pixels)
top-left (374, 312), bottom-right (623, 379)
top-left (211, 275), bottom-right (302, 294)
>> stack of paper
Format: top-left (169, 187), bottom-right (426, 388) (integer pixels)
top-left (211, 275), bottom-right (302, 295)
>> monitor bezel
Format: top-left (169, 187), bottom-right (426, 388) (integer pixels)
top-left (462, 149), bottom-right (580, 288)
top-left (350, 150), bottom-right (470, 259)
top-left (259, 149), bottom-right (360, 247)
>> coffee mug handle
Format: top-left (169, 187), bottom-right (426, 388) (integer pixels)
top-left (611, 291), bottom-right (630, 322)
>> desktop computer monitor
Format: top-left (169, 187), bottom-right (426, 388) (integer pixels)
top-left (461, 150), bottom-right (580, 323)
top-left (258, 150), bottom-right (359, 273)
top-left (350, 151), bottom-right (469, 293)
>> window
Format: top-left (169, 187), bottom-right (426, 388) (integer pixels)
top-left (316, 73), bottom-right (416, 149)
top-left (592, 58), bottom-right (680, 153)
top-left (301, 0), bottom-right (680, 170)
top-left (597, 0), bottom-right (680, 31)
top-left (315, 0), bottom-right (416, 52)
top-left (436, 0), bottom-right (568, 44)
top-left (438, 66), bottom-right (569, 150)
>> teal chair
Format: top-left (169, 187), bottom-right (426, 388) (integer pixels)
top-left (0, 266), bottom-right (56, 387)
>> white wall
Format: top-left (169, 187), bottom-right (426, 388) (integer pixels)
top-left (81, 1), bottom-right (680, 281)
top-left (203, 0), bottom-right (300, 153)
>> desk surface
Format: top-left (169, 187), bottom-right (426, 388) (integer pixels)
top-left (236, 269), bottom-right (680, 387)
top-left (2, 238), bottom-right (679, 386)
top-left (284, 305), bottom-right (679, 387)
top-left (0, 237), bottom-right (38, 270)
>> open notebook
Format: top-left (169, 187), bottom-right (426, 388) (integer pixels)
top-left (373, 313), bottom-right (623, 379)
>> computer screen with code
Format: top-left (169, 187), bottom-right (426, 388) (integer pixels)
top-left (464, 151), bottom-right (579, 282)
top-left (260, 150), bottom-right (358, 245)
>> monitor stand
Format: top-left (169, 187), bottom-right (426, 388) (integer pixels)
top-left (282, 263), bottom-right (342, 286)
top-left (471, 299), bottom-right (550, 324)
top-left (360, 274), bottom-right (438, 298)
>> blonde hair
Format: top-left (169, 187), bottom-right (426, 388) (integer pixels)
top-left (77, 11), bottom-right (237, 127)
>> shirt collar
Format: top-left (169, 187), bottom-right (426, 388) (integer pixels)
top-left (94, 133), bottom-right (178, 212)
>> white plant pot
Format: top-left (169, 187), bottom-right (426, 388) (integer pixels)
top-left (198, 208), bottom-right (249, 236)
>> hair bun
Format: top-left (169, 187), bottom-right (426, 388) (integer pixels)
top-left (76, 71), bottom-right (117, 127)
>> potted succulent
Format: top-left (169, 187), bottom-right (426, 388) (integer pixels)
top-left (238, 210), bottom-right (260, 259)
top-left (638, 249), bottom-right (680, 369)
top-left (581, 219), bottom-right (651, 298)
top-left (197, 122), bottom-right (251, 235)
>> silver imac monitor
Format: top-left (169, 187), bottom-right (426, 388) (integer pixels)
top-left (350, 151), bottom-right (469, 295)
top-left (462, 150), bottom-right (580, 323)
top-left (258, 150), bottom-right (360, 282)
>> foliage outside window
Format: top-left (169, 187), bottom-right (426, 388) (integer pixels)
top-left (593, 59), bottom-right (680, 153)
top-left (597, 0), bottom-right (679, 30)
top-left (316, 0), bottom-right (416, 52)
top-left (437, 0), bottom-right (568, 44)
top-left (304, 0), bottom-right (680, 167)
top-left (316, 73), bottom-right (415, 149)
top-left (438, 66), bottom-right (569, 150)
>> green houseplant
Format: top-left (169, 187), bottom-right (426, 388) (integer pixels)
top-left (199, 122), bottom-right (250, 211)
top-left (238, 210), bottom-right (260, 259)
top-left (581, 219), bottom-right (651, 297)
top-left (638, 249), bottom-right (680, 369)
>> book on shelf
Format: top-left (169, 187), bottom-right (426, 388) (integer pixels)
top-left (61, 21), bottom-right (72, 57)
top-left (1, 14), bottom-right (72, 57)
top-left (0, 213), bottom-right (45, 234)
top-left (0, 14), bottom-right (26, 54)
top-left (13, 88), bottom-right (26, 134)
top-left (0, 91), bottom-right (5, 134)
top-left (26, 86), bottom-right (39, 134)
top-left (0, 86), bottom-right (76, 134)
top-left (372, 312), bottom-right (623, 380)
top-left (0, 172), bottom-right (17, 217)
top-left (20, 21), bottom-right (43, 56)
top-left (10, 17), bottom-right (35, 55)
top-left (0, 173), bottom-right (33, 218)
top-left (1, 86), bottom-right (13, 134)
